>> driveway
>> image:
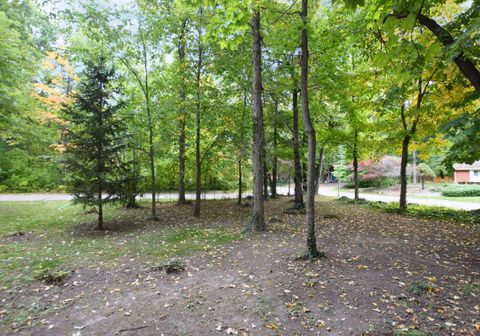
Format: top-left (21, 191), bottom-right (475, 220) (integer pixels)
top-left (0, 186), bottom-right (478, 210)
top-left (315, 184), bottom-right (480, 211)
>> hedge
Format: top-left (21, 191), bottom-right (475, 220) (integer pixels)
top-left (441, 185), bottom-right (480, 197)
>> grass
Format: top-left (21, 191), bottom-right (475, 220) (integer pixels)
top-left (0, 201), bottom-right (240, 289)
top-left (0, 201), bottom-right (84, 235)
top-left (338, 187), bottom-right (480, 203)
top-left (404, 194), bottom-right (480, 203)
top-left (368, 202), bottom-right (479, 224)
top-left (336, 197), bottom-right (479, 224)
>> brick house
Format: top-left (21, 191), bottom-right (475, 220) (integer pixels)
top-left (453, 161), bottom-right (480, 184)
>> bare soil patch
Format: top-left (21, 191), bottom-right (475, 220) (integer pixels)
top-left (1, 198), bottom-right (478, 335)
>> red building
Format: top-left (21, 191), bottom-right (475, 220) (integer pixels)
top-left (453, 161), bottom-right (480, 184)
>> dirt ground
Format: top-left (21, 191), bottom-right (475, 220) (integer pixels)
top-left (1, 197), bottom-right (479, 335)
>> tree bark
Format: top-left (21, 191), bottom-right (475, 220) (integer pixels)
top-left (263, 160), bottom-right (269, 200)
top-left (412, 150), bottom-right (417, 184)
top-left (271, 97), bottom-right (278, 198)
top-left (292, 88), bottom-right (304, 208)
top-left (422, 176), bottom-right (425, 190)
top-left (194, 16), bottom-right (203, 218)
top-left (315, 147), bottom-right (325, 194)
top-left (300, 0), bottom-right (322, 258)
top-left (353, 130), bottom-right (359, 200)
top-left (249, 9), bottom-right (266, 231)
top-left (178, 19), bottom-right (187, 205)
top-left (237, 90), bottom-right (248, 206)
top-left (142, 39), bottom-right (157, 219)
top-left (399, 134), bottom-right (410, 210)
top-left (237, 157), bottom-right (242, 205)
top-left (98, 198), bottom-right (103, 230)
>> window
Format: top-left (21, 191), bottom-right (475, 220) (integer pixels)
top-left (474, 170), bottom-right (480, 177)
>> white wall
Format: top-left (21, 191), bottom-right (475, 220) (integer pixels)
top-left (469, 170), bottom-right (480, 183)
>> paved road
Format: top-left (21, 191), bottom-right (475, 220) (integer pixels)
top-left (315, 185), bottom-right (480, 210)
top-left (0, 191), bottom-right (253, 202)
top-left (0, 186), bottom-right (478, 210)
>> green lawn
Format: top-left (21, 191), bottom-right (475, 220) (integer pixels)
top-left (0, 201), bottom-right (240, 289)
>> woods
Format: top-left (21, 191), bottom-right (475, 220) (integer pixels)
top-left (1, 0), bottom-right (479, 245)
top-left (1, 0), bottom-right (480, 334)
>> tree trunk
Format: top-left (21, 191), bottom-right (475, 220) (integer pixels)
top-left (249, 9), bottom-right (266, 231)
top-left (97, 95), bottom-right (104, 230)
top-left (98, 198), bottom-right (103, 230)
top-left (400, 134), bottom-right (410, 210)
top-left (300, 0), bottom-right (322, 258)
top-left (178, 19), bottom-right (187, 205)
top-left (353, 130), bottom-right (359, 201)
top-left (237, 157), bottom-right (242, 205)
top-left (263, 160), bottom-right (269, 200)
top-left (145, 87), bottom-right (156, 218)
top-left (237, 90), bottom-right (248, 206)
top-left (292, 88), bottom-right (304, 208)
top-left (315, 147), bottom-right (325, 194)
top-left (422, 176), bottom-right (425, 190)
top-left (271, 97), bottom-right (278, 198)
top-left (147, 116), bottom-right (157, 217)
top-left (194, 17), bottom-right (203, 218)
top-left (140, 31), bottom-right (157, 219)
top-left (412, 150), bottom-right (417, 184)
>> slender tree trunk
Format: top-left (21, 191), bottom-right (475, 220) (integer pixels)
top-left (97, 95), bottom-right (104, 230)
top-left (145, 78), bottom-right (156, 219)
top-left (147, 116), bottom-right (157, 217)
top-left (237, 157), bottom-right (242, 205)
top-left (288, 167), bottom-right (291, 195)
top-left (300, 0), bottom-right (322, 258)
top-left (178, 20), bottom-right (187, 205)
top-left (98, 196), bottom-right (103, 230)
top-left (399, 75), bottom-right (424, 210)
top-left (271, 97), bottom-right (278, 198)
top-left (422, 176), bottom-right (425, 190)
top-left (263, 160), bottom-right (269, 200)
top-left (250, 9), bottom-right (266, 231)
top-left (353, 130), bottom-right (359, 201)
top-left (412, 150), bottom-right (417, 184)
top-left (315, 147), bottom-right (324, 194)
top-left (400, 134), bottom-right (410, 210)
top-left (292, 88), bottom-right (304, 208)
top-left (194, 17), bottom-right (203, 218)
top-left (237, 90), bottom-right (247, 206)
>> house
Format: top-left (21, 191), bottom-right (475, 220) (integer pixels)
top-left (453, 161), bottom-right (480, 184)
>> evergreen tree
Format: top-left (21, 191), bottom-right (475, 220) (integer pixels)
top-left (63, 56), bottom-right (126, 229)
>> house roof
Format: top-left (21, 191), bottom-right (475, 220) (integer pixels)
top-left (453, 161), bottom-right (480, 170)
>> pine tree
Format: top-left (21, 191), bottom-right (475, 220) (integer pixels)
top-left (63, 56), bottom-right (126, 229)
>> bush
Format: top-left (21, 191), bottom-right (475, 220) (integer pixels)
top-left (344, 176), bottom-right (399, 189)
top-left (33, 261), bottom-right (70, 285)
top-left (441, 185), bottom-right (480, 197)
top-left (367, 201), bottom-right (480, 224)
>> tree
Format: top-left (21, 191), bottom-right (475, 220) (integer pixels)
top-left (63, 56), bottom-right (125, 230)
top-left (417, 162), bottom-right (436, 190)
top-left (194, 7), bottom-right (204, 217)
top-left (300, 0), bottom-right (323, 259)
top-left (249, 7), bottom-right (266, 231)
top-left (67, 3), bottom-right (159, 219)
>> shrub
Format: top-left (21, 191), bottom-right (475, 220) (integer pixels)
top-left (344, 177), bottom-right (399, 189)
top-left (441, 185), bottom-right (480, 197)
top-left (150, 259), bottom-right (185, 274)
top-left (409, 280), bottom-right (434, 295)
top-left (367, 202), bottom-right (480, 224)
top-left (33, 261), bottom-right (69, 285)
